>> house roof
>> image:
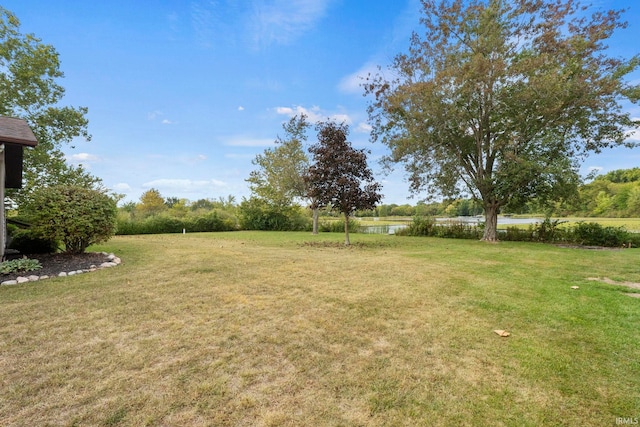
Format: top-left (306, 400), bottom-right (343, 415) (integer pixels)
top-left (0, 116), bottom-right (38, 147)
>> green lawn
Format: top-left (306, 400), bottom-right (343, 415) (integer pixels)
top-left (1, 232), bottom-right (638, 426)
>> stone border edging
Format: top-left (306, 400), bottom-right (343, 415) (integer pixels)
top-left (0, 252), bottom-right (121, 286)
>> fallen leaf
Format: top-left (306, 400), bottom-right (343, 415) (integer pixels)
top-left (494, 330), bottom-right (510, 337)
top-left (571, 286), bottom-right (579, 290)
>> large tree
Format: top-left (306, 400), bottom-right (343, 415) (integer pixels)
top-left (136, 188), bottom-right (167, 218)
top-left (304, 120), bottom-right (382, 245)
top-left (0, 7), bottom-right (96, 206)
top-left (247, 114), bottom-right (322, 232)
top-left (365, 0), bottom-right (640, 241)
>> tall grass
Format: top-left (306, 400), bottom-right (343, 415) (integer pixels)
top-left (0, 232), bottom-right (638, 426)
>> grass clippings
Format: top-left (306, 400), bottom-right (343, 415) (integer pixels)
top-left (0, 231), bottom-right (638, 426)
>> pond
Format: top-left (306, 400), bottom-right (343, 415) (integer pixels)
top-left (360, 224), bottom-right (409, 235)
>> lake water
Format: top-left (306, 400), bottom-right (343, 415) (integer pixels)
top-left (438, 216), bottom-right (544, 225)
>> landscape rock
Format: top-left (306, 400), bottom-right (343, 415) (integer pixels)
top-left (2, 280), bottom-right (18, 285)
top-left (28, 275), bottom-right (40, 282)
top-left (100, 262), bottom-right (117, 268)
top-left (16, 277), bottom-right (29, 283)
top-left (58, 272), bottom-right (68, 277)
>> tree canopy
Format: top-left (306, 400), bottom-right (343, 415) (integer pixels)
top-left (305, 120), bottom-right (382, 245)
top-left (0, 7), bottom-right (97, 205)
top-left (365, 0), bottom-right (640, 241)
top-left (246, 114), bottom-right (311, 207)
top-left (136, 188), bottom-right (167, 218)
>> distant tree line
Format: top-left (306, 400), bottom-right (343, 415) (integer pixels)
top-left (504, 168), bottom-right (640, 218)
top-left (115, 167), bottom-right (640, 237)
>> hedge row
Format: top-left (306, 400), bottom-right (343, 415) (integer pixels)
top-left (116, 211), bottom-right (237, 235)
top-left (397, 216), bottom-right (640, 247)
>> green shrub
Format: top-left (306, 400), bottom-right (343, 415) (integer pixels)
top-left (501, 218), bottom-right (568, 243)
top-left (532, 218), bottom-right (567, 242)
top-left (569, 222), bottom-right (632, 247)
top-left (0, 257), bottom-right (42, 274)
top-left (434, 220), bottom-right (482, 239)
top-left (501, 226), bottom-right (532, 242)
top-left (24, 185), bottom-right (118, 254)
top-left (399, 216), bottom-right (437, 236)
top-left (239, 198), bottom-right (310, 231)
top-left (398, 216), bottom-right (481, 239)
top-left (319, 218), bottom-right (361, 233)
top-left (8, 229), bottom-right (58, 254)
top-left (185, 210), bottom-right (238, 233)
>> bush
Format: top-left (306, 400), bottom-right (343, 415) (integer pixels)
top-left (24, 185), bottom-right (118, 254)
top-left (239, 198), bottom-right (311, 231)
top-left (319, 218), bottom-right (361, 233)
top-left (8, 229), bottom-right (58, 254)
top-left (569, 222), bottom-right (632, 247)
top-left (434, 220), bottom-right (482, 239)
top-left (397, 216), bottom-right (481, 239)
top-left (501, 218), bottom-right (568, 243)
top-left (398, 216), bottom-right (437, 236)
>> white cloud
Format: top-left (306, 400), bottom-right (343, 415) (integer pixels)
top-left (628, 118), bottom-right (640, 142)
top-left (113, 183), bottom-right (132, 192)
top-left (338, 62), bottom-right (380, 94)
top-left (248, 0), bottom-right (332, 48)
top-left (147, 111), bottom-right (163, 120)
top-left (67, 153), bottom-right (100, 164)
top-left (238, 106), bottom-right (245, 111)
top-left (275, 105), bottom-right (352, 124)
top-left (355, 122), bottom-right (373, 133)
top-left (142, 178), bottom-right (228, 194)
top-left (147, 111), bottom-right (176, 124)
top-left (189, 0), bottom-right (331, 50)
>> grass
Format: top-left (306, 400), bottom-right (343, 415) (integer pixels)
top-left (1, 231), bottom-right (639, 426)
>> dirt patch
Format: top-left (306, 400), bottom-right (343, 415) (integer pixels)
top-left (299, 241), bottom-right (393, 249)
top-left (586, 277), bottom-right (640, 290)
top-left (1, 252), bottom-right (111, 283)
top-left (556, 244), bottom-right (623, 250)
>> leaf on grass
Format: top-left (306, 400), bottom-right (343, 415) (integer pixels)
top-left (571, 286), bottom-right (579, 289)
top-left (494, 330), bottom-right (510, 337)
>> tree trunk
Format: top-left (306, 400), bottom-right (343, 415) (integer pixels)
top-left (482, 202), bottom-right (499, 241)
top-left (312, 208), bottom-right (319, 235)
top-left (344, 212), bottom-right (350, 246)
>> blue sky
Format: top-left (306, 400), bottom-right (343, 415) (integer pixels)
top-left (4, 0), bottom-right (640, 205)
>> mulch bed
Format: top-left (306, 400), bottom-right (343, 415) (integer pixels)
top-left (1, 252), bottom-right (111, 283)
